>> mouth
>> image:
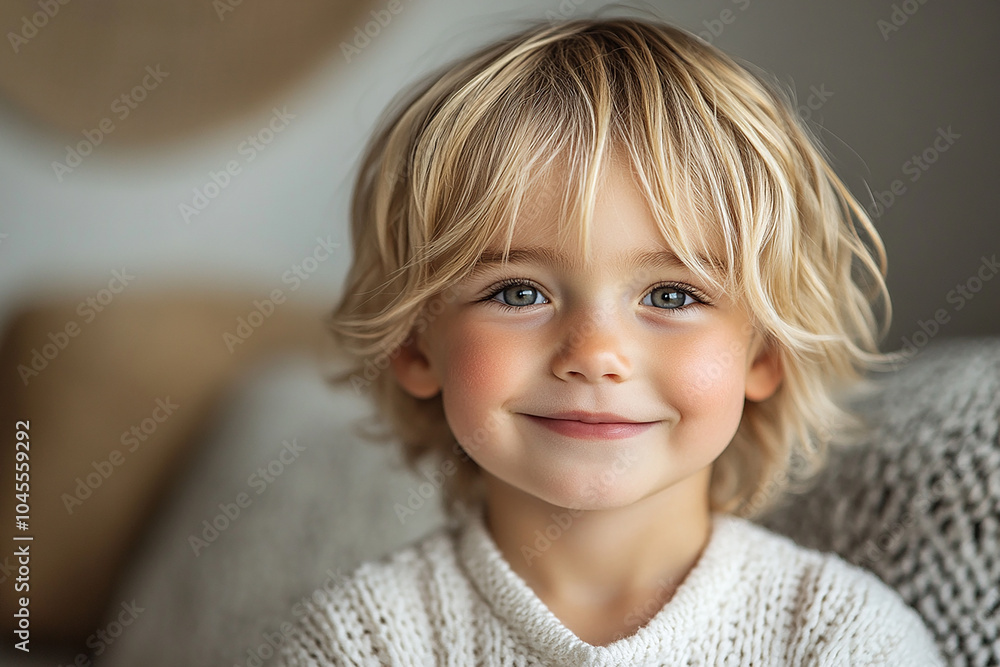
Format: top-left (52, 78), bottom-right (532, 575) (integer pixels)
top-left (523, 412), bottom-right (659, 440)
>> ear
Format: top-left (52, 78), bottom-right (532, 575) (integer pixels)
top-left (389, 334), bottom-right (441, 399)
top-left (744, 335), bottom-right (783, 403)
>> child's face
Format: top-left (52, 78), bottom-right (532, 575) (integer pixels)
top-left (392, 159), bottom-right (783, 511)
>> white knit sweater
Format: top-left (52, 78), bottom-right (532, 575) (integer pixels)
top-left (277, 508), bottom-right (944, 666)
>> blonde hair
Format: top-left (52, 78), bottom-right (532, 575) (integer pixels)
top-left (328, 16), bottom-right (896, 519)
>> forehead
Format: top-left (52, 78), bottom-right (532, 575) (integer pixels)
top-left (482, 153), bottom-right (721, 272)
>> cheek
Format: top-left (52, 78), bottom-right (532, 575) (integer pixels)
top-left (435, 320), bottom-right (525, 434)
top-left (663, 331), bottom-right (748, 438)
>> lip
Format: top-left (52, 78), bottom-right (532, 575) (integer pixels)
top-left (524, 412), bottom-right (658, 440)
top-left (540, 411), bottom-right (647, 423)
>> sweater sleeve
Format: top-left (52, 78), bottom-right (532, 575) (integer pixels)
top-left (794, 557), bottom-right (945, 666)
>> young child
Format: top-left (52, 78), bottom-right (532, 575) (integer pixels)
top-left (277, 16), bottom-right (944, 665)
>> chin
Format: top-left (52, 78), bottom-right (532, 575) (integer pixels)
top-left (529, 474), bottom-right (654, 512)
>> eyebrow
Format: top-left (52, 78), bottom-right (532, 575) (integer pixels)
top-left (474, 247), bottom-right (696, 272)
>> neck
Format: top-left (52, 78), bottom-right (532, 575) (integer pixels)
top-left (482, 468), bottom-right (714, 611)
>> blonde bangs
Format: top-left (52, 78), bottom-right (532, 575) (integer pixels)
top-left (405, 23), bottom-right (748, 297)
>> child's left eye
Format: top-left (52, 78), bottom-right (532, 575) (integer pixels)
top-left (642, 285), bottom-right (700, 310)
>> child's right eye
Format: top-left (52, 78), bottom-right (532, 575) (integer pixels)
top-left (483, 279), bottom-right (549, 309)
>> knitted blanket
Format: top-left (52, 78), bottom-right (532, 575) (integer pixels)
top-left (759, 337), bottom-right (1000, 666)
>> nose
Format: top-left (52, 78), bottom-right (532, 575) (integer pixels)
top-left (550, 306), bottom-right (632, 383)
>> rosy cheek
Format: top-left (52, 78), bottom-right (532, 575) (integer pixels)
top-left (665, 330), bottom-right (748, 432)
top-left (446, 326), bottom-right (506, 390)
top-left (438, 319), bottom-right (520, 433)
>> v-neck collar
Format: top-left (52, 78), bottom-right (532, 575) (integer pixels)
top-left (455, 505), bottom-right (748, 665)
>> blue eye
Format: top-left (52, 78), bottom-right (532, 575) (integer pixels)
top-left (492, 282), bottom-right (547, 307)
top-left (481, 279), bottom-right (705, 311)
top-left (643, 285), bottom-right (697, 310)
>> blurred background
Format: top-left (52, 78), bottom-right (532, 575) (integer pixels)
top-left (0, 0), bottom-right (996, 664)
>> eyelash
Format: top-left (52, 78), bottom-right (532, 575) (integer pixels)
top-left (477, 278), bottom-right (711, 314)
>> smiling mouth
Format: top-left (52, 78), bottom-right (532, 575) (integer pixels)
top-left (524, 413), bottom-right (658, 440)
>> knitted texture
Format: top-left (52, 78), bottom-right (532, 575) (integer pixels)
top-left (276, 508), bottom-right (942, 666)
top-left (759, 338), bottom-right (1000, 666)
